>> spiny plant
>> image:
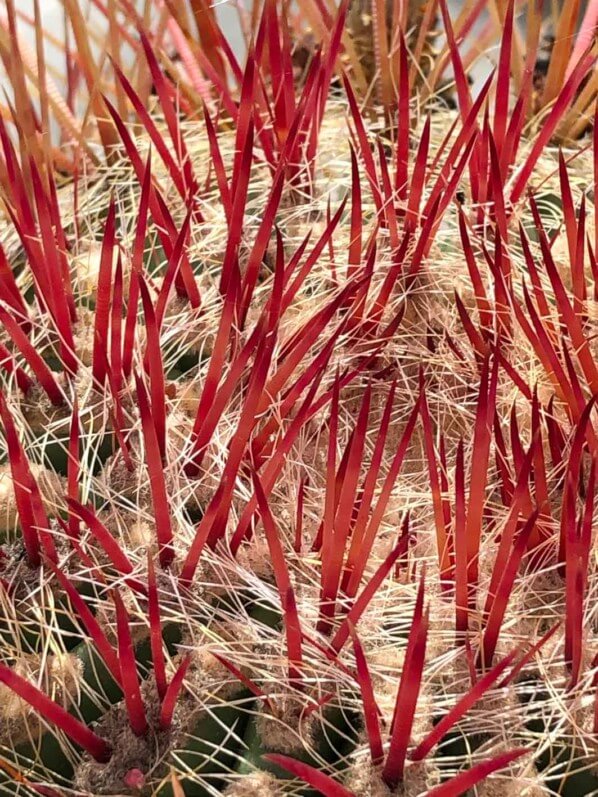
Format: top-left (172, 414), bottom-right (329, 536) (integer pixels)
top-left (0, 0), bottom-right (597, 795)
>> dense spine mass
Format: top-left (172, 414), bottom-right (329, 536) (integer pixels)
top-left (0, 0), bottom-right (597, 795)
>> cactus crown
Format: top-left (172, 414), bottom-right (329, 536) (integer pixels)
top-left (0, 1), bottom-right (597, 796)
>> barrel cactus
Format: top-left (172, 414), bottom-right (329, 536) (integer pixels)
top-left (0, 1), bottom-right (597, 795)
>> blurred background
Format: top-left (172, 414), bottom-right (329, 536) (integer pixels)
top-left (1, 0), bottom-right (595, 149)
top-left (7, 0), bottom-right (584, 98)
top-left (8, 0), bottom-right (491, 71)
top-left (9, 0), bottom-right (247, 63)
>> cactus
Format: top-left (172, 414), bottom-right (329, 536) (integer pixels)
top-left (0, 0), bottom-right (597, 795)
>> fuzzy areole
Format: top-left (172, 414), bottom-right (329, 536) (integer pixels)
top-left (71, 244), bottom-right (129, 304)
top-left (222, 771), bottom-right (282, 796)
top-left (0, 652), bottom-right (83, 747)
top-left (75, 681), bottom-right (172, 795)
top-left (254, 691), bottom-right (318, 756)
top-left (20, 374), bottom-right (113, 437)
top-left (345, 757), bottom-right (440, 796)
top-left (0, 463), bottom-right (64, 533)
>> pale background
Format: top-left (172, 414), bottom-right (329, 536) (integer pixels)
top-left (13, 0), bottom-right (485, 77)
top-left (14, 0), bottom-right (247, 64)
